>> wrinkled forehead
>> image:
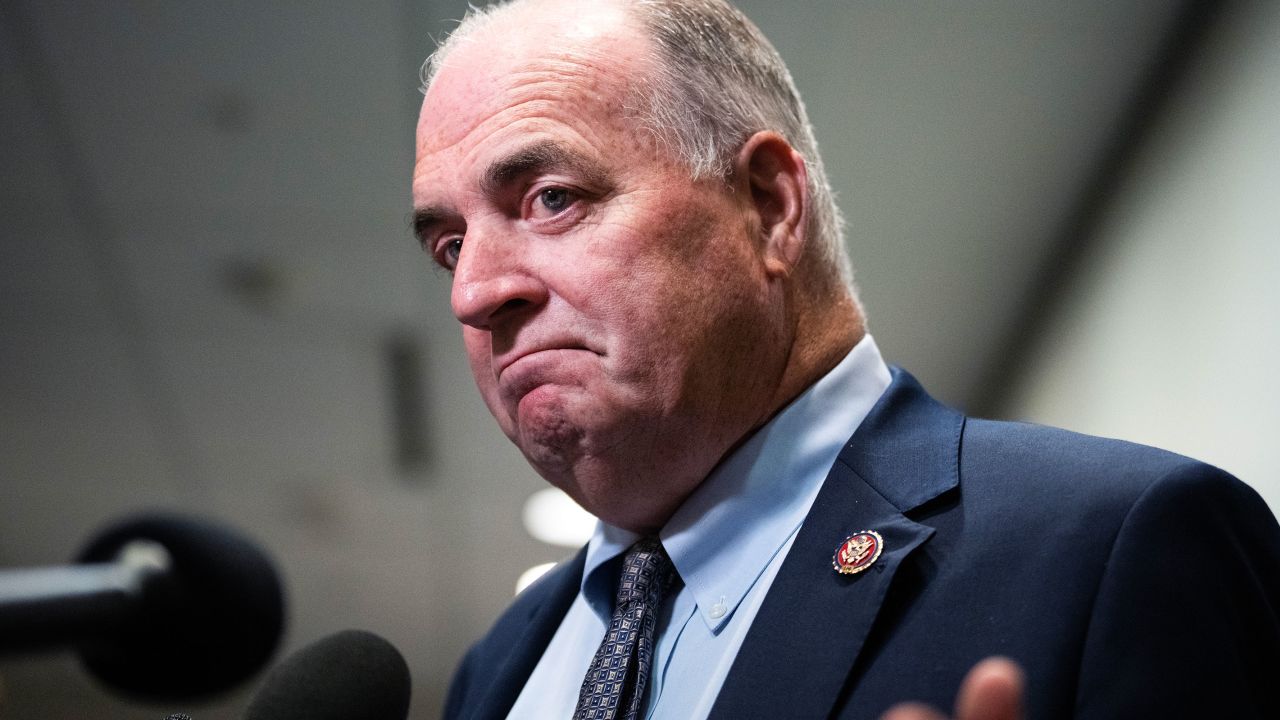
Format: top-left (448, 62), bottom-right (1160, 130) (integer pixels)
top-left (416, 1), bottom-right (645, 158)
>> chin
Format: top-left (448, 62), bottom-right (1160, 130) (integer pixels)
top-left (516, 418), bottom-right (586, 476)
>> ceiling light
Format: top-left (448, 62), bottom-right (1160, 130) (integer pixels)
top-left (515, 562), bottom-right (557, 595)
top-left (522, 487), bottom-right (596, 547)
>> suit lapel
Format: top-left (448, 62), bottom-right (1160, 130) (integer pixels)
top-left (708, 369), bottom-right (963, 719)
top-left (467, 549), bottom-right (586, 720)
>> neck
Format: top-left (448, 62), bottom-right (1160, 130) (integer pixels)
top-left (766, 284), bottom-right (865, 424)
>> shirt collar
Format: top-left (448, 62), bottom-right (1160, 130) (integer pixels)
top-left (579, 334), bottom-right (891, 629)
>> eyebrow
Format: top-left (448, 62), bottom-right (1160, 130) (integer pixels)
top-left (410, 206), bottom-right (448, 250)
top-left (480, 140), bottom-right (608, 197)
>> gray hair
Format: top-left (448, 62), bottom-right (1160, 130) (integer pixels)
top-left (421, 0), bottom-right (854, 290)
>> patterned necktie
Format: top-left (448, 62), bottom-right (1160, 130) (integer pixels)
top-left (573, 537), bottom-right (676, 720)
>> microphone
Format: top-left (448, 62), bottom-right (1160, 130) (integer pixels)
top-left (244, 630), bottom-right (411, 720)
top-left (0, 512), bottom-right (284, 701)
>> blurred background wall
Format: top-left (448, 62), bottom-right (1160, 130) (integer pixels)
top-left (1, 0), bottom-right (1275, 717)
top-left (1001, 0), bottom-right (1280, 497)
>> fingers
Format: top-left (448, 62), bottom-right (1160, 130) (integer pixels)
top-left (880, 701), bottom-right (950, 720)
top-left (878, 656), bottom-right (1026, 720)
top-left (954, 657), bottom-right (1024, 720)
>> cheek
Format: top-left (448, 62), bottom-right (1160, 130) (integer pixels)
top-left (462, 328), bottom-right (490, 374)
top-left (462, 329), bottom-right (509, 417)
top-left (615, 234), bottom-right (757, 345)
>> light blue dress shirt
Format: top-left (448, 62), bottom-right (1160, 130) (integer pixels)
top-left (507, 335), bottom-right (892, 719)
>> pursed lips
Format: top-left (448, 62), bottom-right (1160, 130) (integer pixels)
top-left (495, 345), bottom-right (597, 404)
top-left (497, 344), bottom-right (596, 378)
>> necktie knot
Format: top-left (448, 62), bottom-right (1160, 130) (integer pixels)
top-left (615, 537), bottom-right (673, 607)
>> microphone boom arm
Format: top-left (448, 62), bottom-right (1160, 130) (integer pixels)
top-left (0, 541), bottom-right (171, 654)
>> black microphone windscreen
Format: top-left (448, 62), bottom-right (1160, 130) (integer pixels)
top-left (74, 512), bottom-right (284, 701)
top-left (244, 630), bottom-right (411, 720)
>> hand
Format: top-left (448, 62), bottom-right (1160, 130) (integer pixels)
top-left (880, 657), bottom-right (1024, 720)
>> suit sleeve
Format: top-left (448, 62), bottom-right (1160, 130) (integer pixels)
top-left (443, 644), bottom-right (477, 720)
top-left (1074, 461), bottom-right (1280, 718)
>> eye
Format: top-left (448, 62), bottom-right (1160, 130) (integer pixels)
top-left (438, 237), bottom-right (463, 271)
top-left (519, 183), bottom-right (591, 229)
top-left (535, 187), bottom-right (572, 215)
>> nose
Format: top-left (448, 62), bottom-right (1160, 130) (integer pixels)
top-left (450, 229), bottom-right (548, 329)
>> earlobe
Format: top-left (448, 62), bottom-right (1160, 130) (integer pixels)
top-left (738, 131), bottom-right (808, 278)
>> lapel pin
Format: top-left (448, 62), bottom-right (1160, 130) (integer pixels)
top-left (832, 530), bottom-right (884, 575)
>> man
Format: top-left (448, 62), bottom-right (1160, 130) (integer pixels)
top-left (411, 1), bottom-right (1280, 718)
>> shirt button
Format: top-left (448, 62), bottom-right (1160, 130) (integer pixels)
top-left (709, 603), bottom-right (727, 619)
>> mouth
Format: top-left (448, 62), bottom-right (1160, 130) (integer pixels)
top-left (498, 345), bottom-right (594, 377)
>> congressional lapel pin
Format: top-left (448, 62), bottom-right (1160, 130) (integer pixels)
top-left (832, 530), bottom-right (884, 575)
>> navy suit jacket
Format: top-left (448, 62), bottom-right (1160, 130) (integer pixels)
top-left (445, 369), bottom-right (1280, 719)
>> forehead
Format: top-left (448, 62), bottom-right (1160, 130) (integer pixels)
top-left (414, 2), bottom-right (647, 182)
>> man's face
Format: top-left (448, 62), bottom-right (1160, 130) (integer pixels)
top-left (411, 3), bottom-right (791, 530)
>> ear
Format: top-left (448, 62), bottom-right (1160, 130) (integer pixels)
top-left (735, 131), bottom-right (809, 278)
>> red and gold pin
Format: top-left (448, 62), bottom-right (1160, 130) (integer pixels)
top-left (832, 530), bottom-right (884, 575)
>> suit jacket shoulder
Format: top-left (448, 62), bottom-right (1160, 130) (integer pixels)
top-left (951, 416), bottom-right (1280, 717)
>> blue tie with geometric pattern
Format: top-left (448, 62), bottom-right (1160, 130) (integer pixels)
top-left (573, 537), bottom-right (676, 720)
